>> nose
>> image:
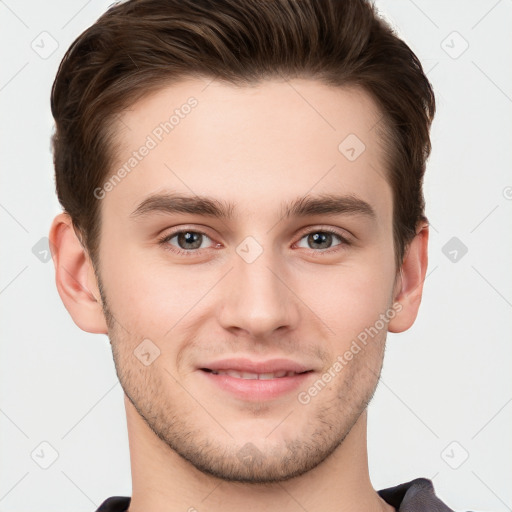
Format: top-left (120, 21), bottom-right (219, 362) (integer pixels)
top-left (217, 245), bottom-right (300, 339)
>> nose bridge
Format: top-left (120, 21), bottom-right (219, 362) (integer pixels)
top-left (218, 238), bottom-right (299, 337)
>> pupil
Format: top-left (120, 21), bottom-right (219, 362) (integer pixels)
top-left (179, 232), bottom-right (201, 249)
top-left (310, 232), bottom-right (331, 249)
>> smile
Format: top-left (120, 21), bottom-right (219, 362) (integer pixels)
top-left (202, 369), bottom-right (307, 380)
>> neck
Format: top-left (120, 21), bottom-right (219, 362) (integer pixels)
top-left (124, 396), bottom-right (394, 512)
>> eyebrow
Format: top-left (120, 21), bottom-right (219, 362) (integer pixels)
top-left (130, 192), bottom-right (376, 221)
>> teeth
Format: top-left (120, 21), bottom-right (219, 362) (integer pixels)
top-left (226, 370), bottom-right (245, 378)
top-left (240, 371), bottom-right (259, 379)
top-left (209, 370), bottom-right (300, 379)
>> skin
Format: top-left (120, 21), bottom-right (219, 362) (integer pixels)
top-left (50, 77), bottom-right (428, 512)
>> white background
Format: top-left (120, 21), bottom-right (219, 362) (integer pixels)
top-left (0, 1), bottom-right (511, 511)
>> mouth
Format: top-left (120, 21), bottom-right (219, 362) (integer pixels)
top-left (200, 368), bottom-right (312, 380)
top-left (197, 358), bottom-right (315, 401)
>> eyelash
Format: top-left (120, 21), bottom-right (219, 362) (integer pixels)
top-left (157, 226), bottom-right (352, 258)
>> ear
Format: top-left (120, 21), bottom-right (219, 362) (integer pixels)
top-left (49, 213), bottom-right (108, 334)
top-left (388, 222), bottom-right (429, 333)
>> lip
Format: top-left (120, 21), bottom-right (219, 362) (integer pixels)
top-left (200, 357), bottom-right (312, 374)
top-left (197, 357), bottom-right (315, 401)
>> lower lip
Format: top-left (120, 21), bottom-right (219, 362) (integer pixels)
top-left (199, 370), bottom-right (314, 401)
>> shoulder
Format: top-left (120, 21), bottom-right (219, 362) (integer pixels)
top-left (378, 477), bottom-right (456, 511)
top-left (94, 496), bottom-right (131, 512)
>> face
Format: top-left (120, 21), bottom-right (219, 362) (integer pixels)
top-left (94, 78), bottom-right (399, 482)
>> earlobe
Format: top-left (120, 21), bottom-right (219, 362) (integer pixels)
top-left (388, 223), bottom-right (429, 333)
top-left (49, 213), bottom-right (108, 334)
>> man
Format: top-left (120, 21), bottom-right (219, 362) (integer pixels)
top-left (48, 0), bottom-right (462, 510)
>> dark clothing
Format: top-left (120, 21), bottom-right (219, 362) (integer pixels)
top-left (95, 477), bottom-right (460, 511)
top-left (377, 477), bottom-right (457, 511)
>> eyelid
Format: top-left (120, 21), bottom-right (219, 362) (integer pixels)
top-left (294, 224), bottom-right (353, 243)
top-left (292, 226), bottom-right (352, 256)
top-left (157, 226), bottom-right (220, 255)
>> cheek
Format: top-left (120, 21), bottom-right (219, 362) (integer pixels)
top-left (297, 258), bottom-right (396, 343)
top-left (100, 246), bottom-right (214, 336)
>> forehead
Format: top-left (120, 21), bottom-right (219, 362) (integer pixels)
top-left (104, 77), bottom-right (391, 224)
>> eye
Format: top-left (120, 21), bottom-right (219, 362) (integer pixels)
top-left (295, 228), bottom-right (351, 253)
top-left (157, 226), bottom-right (352, 258)
top-left (158, 229), bottom-right (218, 256)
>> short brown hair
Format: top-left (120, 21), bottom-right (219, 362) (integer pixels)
top-left (51, 0), bottom-right (435, 269)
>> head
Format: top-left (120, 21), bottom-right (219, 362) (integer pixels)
top-left (50, 0), bottom-right (434, 483)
